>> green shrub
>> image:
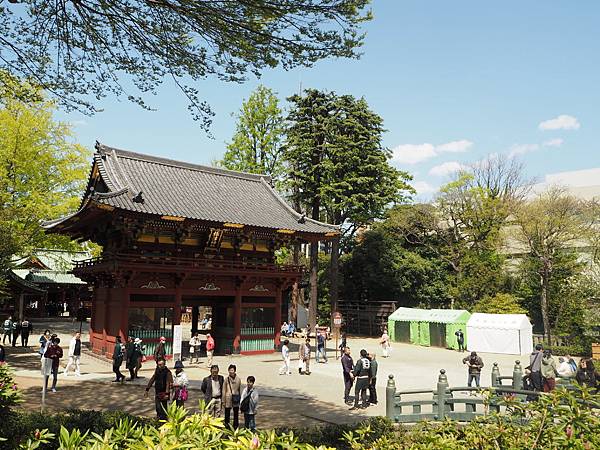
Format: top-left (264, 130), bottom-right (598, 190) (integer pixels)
top-left (0, 362), bottom-right (21, 413)
top-left (546, 343), bottom-right (590, 357)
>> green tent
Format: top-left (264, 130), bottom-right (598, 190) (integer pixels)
top-left (387, 307), bottom-right (471, 350)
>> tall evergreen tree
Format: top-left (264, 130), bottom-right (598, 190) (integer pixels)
top-left (284, 89), bottom-right (412, 327)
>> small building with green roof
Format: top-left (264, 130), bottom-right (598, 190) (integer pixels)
top-left (387, 307), bottom-right (471, 350)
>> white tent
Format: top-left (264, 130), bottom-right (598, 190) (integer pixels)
top-left (466, 313), bottom-right (533, 355)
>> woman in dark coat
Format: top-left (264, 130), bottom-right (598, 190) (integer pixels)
top-left (575, 358), bottom-right (598, 392)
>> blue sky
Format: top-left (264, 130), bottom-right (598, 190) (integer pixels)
top-left (59, 1), bottom-right (600, 198)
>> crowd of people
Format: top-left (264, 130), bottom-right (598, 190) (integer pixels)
top-left (145, 359), bottom-right (259, 430)
top-left (3, 315), bottom-right (33, 347)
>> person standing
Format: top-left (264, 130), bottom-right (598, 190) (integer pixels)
top-left (462, 351), bottom-right (484, 387)
top-left (39, 330), bottom-right (51, 356)
top-left (154, 336), bottom-right (166, 363)
top-left (454, 329), bottom-right (465, 352)
top-left (240, 375), bottom-right (259, 432)
top-left (0, 343), bottom-right (5, 362)
top-left (20, 318), bottom-right (32, 347)
top-left (2, 316), bottom-right (12, 345)
top-left (380, 329), bottom-right (391, 358)
top-left (64, 332), bottom-right (82, 376)
top-left (528, 344), bottom-right (544, 392)
top-left (189, 332), bottom-right (201, 364)
top-left (341, 346), bottom-right (354, 404)
top-left (112, 336), bottom-right (126, 382)
top-left (316, 331), bottom-right (328, 363)
top-left (172, 360), bottom-right (189, 408)
top-left (223, 364), bottom-right (242, 429)
top-left (368, 353), bottom-right (378, 405)
top-left (125, 336), bottom-right (135, 380)
top-left (43, 337), bottom-right (63, 393)
top-left (339, 333), bottom-right (347, 359)
top-left (206, 333), bottom-right (215, 368)
top-left (11, 320), bottom-right (20, 347)
top-left (145, 357), bottom-right (173, 420)
top-left (127, 338), bottom-right (143, 380)
top-left (541, 349), bottom-right (558, 392)
top-left (350, 349), bottom-right (371, 410)
top-left (201, 365), bottom-right (224, 418)
top-left (279, 339), bottom-right (291, 375)
top-left (299, 338), bottom-right (311, 375)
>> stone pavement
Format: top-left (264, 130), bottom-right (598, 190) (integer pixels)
top-left (5, 319), bottom-right (533, 427)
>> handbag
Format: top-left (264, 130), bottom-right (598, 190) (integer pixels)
top-left (228, 378), bottom-right (241, 407)
top-left (177, 387), bottom-right (188, 402)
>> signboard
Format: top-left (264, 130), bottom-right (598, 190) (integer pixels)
top-left (333, 312), bottom-right (343, 328)
top-left (173, 325), bottom-right (183, 359)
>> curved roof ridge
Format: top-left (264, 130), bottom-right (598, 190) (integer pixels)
top-left (259, 179), bottom-right (339, 231)
top-left (98, 143), bottom-right (271, 183)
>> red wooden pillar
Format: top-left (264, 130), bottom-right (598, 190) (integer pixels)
top-left (120, 287), bottom-right (130, 342)
top-left (233, 289), bottom-right (242, 354)
top-left (103, 287), bottom-right (110, 355)
top-left (274, 286), bottom-right (282, 347)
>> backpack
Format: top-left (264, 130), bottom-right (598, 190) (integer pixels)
top-left (240, 390), bottom-right (253, 413)
top-left (21, 321), bottom-right (30, 329)
top-left (3, 319), bottom-right (11, 330)
top-left (360, 357), bottom-right (371, 370)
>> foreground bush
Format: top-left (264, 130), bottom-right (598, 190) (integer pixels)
top-left (0, 361), bottom-right (21, 413)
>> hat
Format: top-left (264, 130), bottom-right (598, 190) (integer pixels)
top-left (174, 360), bottom-right (184, 369)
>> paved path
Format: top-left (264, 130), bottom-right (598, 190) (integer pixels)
top-left (5, 320), bottom-right (534, 426)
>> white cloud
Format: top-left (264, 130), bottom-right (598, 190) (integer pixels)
top-left (391, 139), bottom-right (473, 165)
top-left (391, 143), bottom-right (436, 165)
top-left (71, 119), bottom-right (87, 126)
top-left (436, 139), bottom-right (473, 153)
top-left (538, 115), bottom-right (580, 131)
top-left (542, 138), bottom-right (563, 147)
top-left (508, 143), bottom-right (539, 157)
top-left (412, 180), bottom-right (438, 195)
top-left (428, 161), bottom-right (466, 177)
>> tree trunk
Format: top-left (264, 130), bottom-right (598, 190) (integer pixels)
top-left (540, 262), bottom-right (552, 345)
top-left (308, 240), bottom-right (319, 334)
top-left (329, 235), bottom-right (340, 319)
top-left (290, 243), bottom-right (300, 326)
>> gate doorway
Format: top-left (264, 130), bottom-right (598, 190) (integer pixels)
top-left (429, 322), bottom-right (447, 348)
top-left (394, 321), bottom-right (411, 343)
top-left (182, 296), bottom-right (234, 355)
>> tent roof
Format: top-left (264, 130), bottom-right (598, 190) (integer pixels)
top-left (388, 307), bottom-right (471, 324)
top-left (467, 313), bottom-right (532, 330)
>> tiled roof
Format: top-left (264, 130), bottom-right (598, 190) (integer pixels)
top-left (12, 269), bottom-right (87, 285)
top-left (12, 249), bottom-right (90, 272)
top-left (45, 143), bottom-right (338, 235)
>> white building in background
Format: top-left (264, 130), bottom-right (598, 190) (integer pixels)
top-left (529, 167), bottom-right (600, 201)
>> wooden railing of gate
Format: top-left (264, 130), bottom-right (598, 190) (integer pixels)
top-left (386, 360), bottom-right (577, 424)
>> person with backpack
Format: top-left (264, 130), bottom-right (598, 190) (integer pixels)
top-left (43, 336), bottom-right (63, 393)
top-left (11, 320), bottom-right (20, 347)
top-left (240, 375), bottom-right (259, 432)
top-left (350, 349), bottom-right (372, 410)
top-left (541, 349), bottom-right (558, 392)
top-left (172, 360), bottom-right (189, 408)
top-left (223, 364), bottom-right (242, 429)
top-left (206, 333), bottom-right (215, 368)
top-left (528, 344), bottom-right (544, 392)
top-left (20, 318), bottom-right (32, 347)
top-left (279, 339), bottom-right (291, 375)
top-left (316, 331), bottom-right (328, 363)
top-left (112, 336), bottom-right (126, 382)
top-left (145, 357), bottom-right (173, 420)
top-left (2, 316), bottom-right (12, 345)
top-left (367, 353), bottom-right (378, 405)
top-left (454, 329), bottom-right (465, 352)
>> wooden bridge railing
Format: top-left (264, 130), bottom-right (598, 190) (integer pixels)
top-left (386, 360), bottom-right (577, 424)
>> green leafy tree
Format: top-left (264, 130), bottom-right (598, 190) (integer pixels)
top-left (0, 95), bottom-right (90, 258)
top-left (0, 1), bottom-right (371, 129)
top-left (512, 187), bottom-right (598, 343)
top-left (472, 293), bottom-right (527, 314)
top-left (218, 86), bottom-right (285, 185)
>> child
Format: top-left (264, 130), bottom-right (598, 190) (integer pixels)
top-left (240, 375), bottom-right (259, 432)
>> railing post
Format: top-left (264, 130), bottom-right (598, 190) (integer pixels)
top-left (386, 374), bottom-right (396, 420)
top-left (436, 369), bottom-right (448, 421)
top-left (512, 360), bottom-right (523, 390)
top-left (491, 362), bottom-right (500, 386)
